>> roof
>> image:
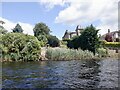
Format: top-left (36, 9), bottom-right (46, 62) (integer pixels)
top-left (101, 30), bottom-right (120, 38)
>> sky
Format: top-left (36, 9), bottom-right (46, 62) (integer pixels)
top-left (0, 0), bottom-right (119, 39)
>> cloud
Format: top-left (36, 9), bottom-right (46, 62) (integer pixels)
top-left (39, 0), bottom-right (66, 9)
top-left (39, 0), bottom-right (119, 35)
top-left (1, 0), bottom-right (40, 2)
top-left (0, 17), bottom-right (34, 35)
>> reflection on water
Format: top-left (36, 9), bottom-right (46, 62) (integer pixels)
top-left (2, 58), bottom-right (119, 89)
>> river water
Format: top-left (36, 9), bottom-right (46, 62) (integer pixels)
top-left (2, 58), bottom-right (119, 89)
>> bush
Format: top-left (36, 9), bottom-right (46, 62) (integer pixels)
top-left (45, 48), bottom-right (94, 60)
top-left (47, 35), bottom-right (60, 47)
top-left (100, 40), bottom-right (120, 48)
top-left (67, 36), bottom-right (79, 49)
top-left (104, 42), bottom-right (120, 48)
top-left (37, 35), bottom-right (48, 47)
top-left (1, 33), bottom-right (41, 61)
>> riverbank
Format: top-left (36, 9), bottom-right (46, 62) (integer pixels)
top-left (0, 47), bottom-right (119, 62)
top-left (40, 47), bottom-right (119, 61)
top-left (107, 49), bottom-right (119, 59)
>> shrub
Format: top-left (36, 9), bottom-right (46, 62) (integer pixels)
top-left (1, 33), bottom-right (41, 61)
top-left (67, 36), bottom-right (79, 49)
top-left (104, 42), bottom-right (120, 48)
top-left (100, 40), bottom-right (120, 48)
top-left (47, 35), bottom-right (60, 47)
top-left (37, 35), bottom-right (48, 47)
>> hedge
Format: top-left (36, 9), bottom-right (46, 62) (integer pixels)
top-left (100, 40), bottom-right (120, 48)
top-left (0, 33), bottom-right (41, 61)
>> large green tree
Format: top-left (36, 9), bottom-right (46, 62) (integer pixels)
top-left (33, 22), bottom-right (50, 37)
top-left (67, 25), bottom-right (100, 54)
top-left (12, 24), bottom-right (23, 33)
top-left (79, 24), bottom-right (100, 54)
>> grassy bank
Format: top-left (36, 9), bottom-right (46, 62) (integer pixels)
top-left (45, 48), bottom-right (95, 60)
top-left (45, 47), bottom-right (110, 61)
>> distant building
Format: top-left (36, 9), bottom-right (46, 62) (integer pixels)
top-left (62, 25), bottom-right (83, 40)
top-left (100, 29), bottom-right (120, 42)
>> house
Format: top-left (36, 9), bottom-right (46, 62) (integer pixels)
top-left (100, 29), bottom-right (120, 42)
top-left (62, 25), bottom-right (83, 40)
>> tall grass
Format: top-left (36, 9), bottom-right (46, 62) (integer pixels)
top-left (45, 48), bottom-right (94, 60)
top-left (97, 48), bottom-right (108, 57)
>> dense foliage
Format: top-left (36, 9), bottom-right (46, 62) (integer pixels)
top-left (33, 22), bottom-right (50, 37)
top-left (45, 48), bottom-right (94, 60)
top-left (33, 22), bottom-right (60, 47)
top-left (101, 40), bottom-right (120, 48)
top-left (0, 33), bottom-right (41, 61)
top-left (67, 25), bottom-right (100, 54)
top-left (12, 24), bottom-right (23, 33)
top-left (47, 35), bottom-right (60, 47)
top-left (67, 36), bottom-right (79, 49)
top-left (37, 35), bottom-right (48, 47)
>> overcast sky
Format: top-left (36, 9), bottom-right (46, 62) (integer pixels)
top-left (0, 0), bottom-right (119, 39)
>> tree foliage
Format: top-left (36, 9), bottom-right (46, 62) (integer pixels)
top-left (67, 25), bottom-right (100, 54)
top-left (79, 25), bottom-right (100, 54)
top-left (37, 35), bottom-right (48, 47)
top-left (1, 33), bottom-right (41, 61)
top-left (47, 35), bottom-right (60, 47)
top-left (33, 22), bottom-right (60, 47)
top-left (33, 22), bottom-right (50, 37)
top-left (12, 24), bottom-right (23, 33)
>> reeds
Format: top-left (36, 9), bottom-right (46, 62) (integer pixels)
top-left (97, 48), bottom-right (108, 57)
top-left (45, 48), bottom-right (94, 60)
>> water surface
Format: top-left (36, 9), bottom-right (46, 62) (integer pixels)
top-left (2, 58), bottom-right (119, 89)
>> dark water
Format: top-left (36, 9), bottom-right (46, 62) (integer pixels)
top-left (2, 58), bottom-right (119, 89)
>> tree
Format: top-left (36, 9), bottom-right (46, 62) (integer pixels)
top-left (33, 22), bottom-right (50, 37)
top-left (78, 24), bottom-right (100, 54)
top-left (12, 24), bottom-right (23, 33)
top-left (47, 35), bottom-right (60, 47)
top-left (67, 24), bottom-right (100, 54)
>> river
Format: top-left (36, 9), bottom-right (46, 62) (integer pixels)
top-left (2, 58), bottom-right (119, 89)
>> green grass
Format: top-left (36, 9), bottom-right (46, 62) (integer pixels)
top-left (97, 48), bottom-right (108, 57)
top-left (45, 48), bottom-right (94, 60)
